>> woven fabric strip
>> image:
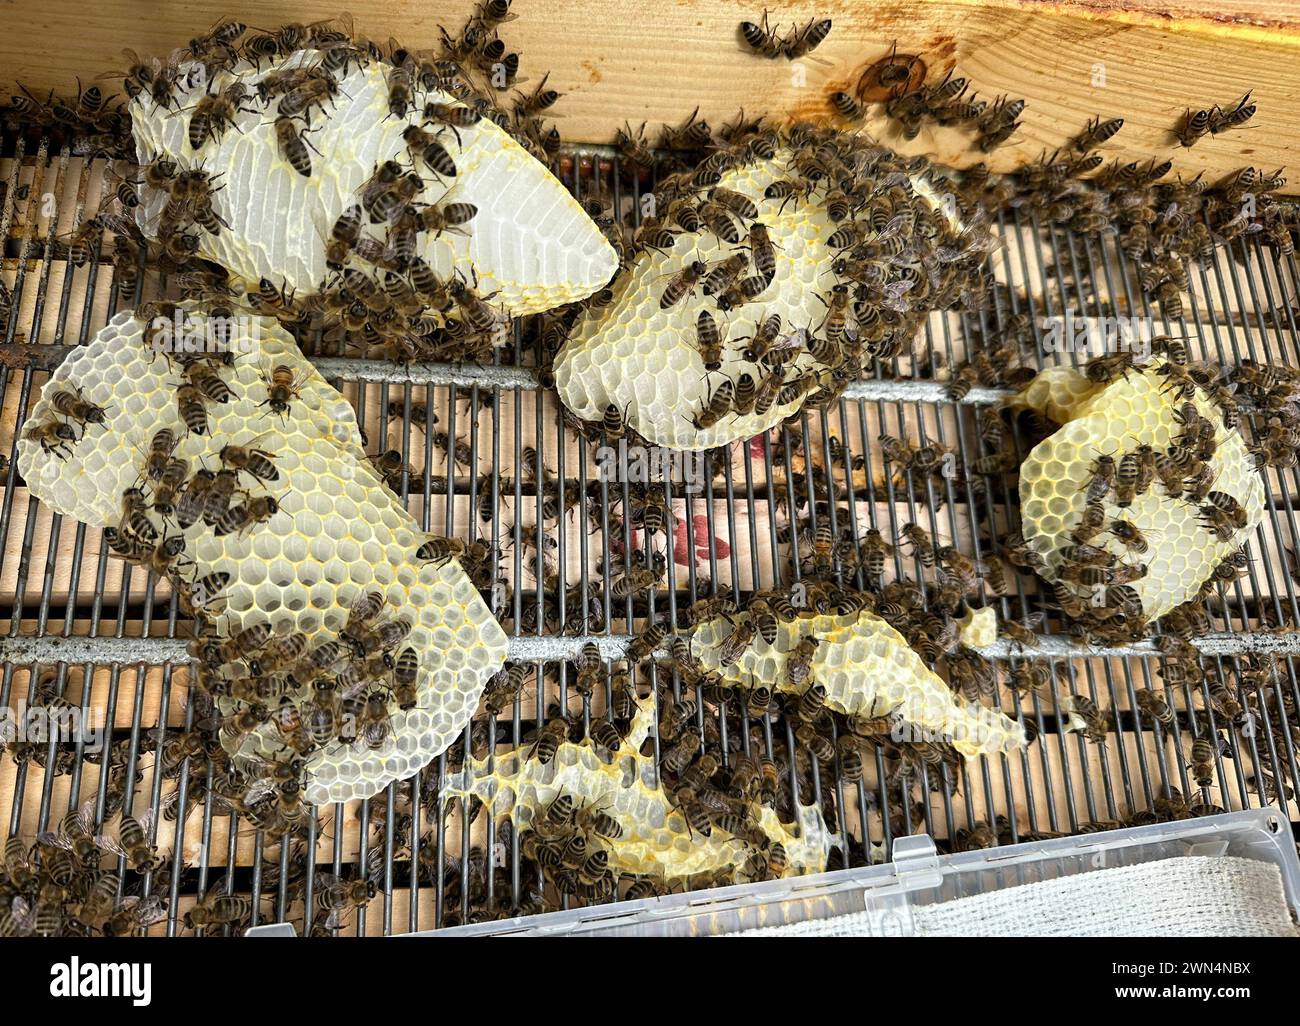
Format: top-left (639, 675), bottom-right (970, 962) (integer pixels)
top-left (725, 857), bottom-right (1299, 937)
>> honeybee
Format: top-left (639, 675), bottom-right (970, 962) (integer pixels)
top-left (1209, 92), bottom-right (1256, 134)
top-left (1085, 352), bottom-right (1141, 385)
top-left (1155, 362), bottom-right (1197, 402)
top-left (685, 595), bottom-right (737, 627)
top-left (1084, 453), bottom-right (1117, 502)
top-left (389, 647), bottom-right (418, 709)
top-left (418, 201), bottom-right (478, 238)
top-left (513, 72), bottom-right (561, 118)
top-left (422, 100), bottom-right (482, 144)
top-left (1074, 115), bottom-right (1123, 151)
top-left (185, 571), bottom-right (231, 614)
top-left (23, 419), bottom-right (79, 459)
top-left (273, 115), bottom-right (316, 177)
top-left (1109, 518), bottom-right (1149, 553)
top-left (829, 91), bottom-right (864, 120)
top-left (900, 523), bottom-right (935, 566)
top-left (1177, 106), bottom-right (1213, 147)
top-left (661, 260), bottom-right (708, 309)
top-left (661, 732), bottom-right (701, 774)
top-left (748, 223), bottom-right (777, 282)
top-left (784, 17), bottom-right (832, 58)
top-left (95, 811), bottom-right (163, 872)
top-left (692, 379), bottom-right (735, 430)
top-left (50, 385), bottom-right (109, 428)
top-left (530, 718), bottom-right (569, 764)
top-left (324, 204), bottom-right (364, 269)
top-left (211, 494), bottom-right (278, 535)
top-left (815, 283), bottom-right (851, 340)
top-left (384, 62), bottom-right (415, 119)
top-left (716, 619), bottom-right (757, 666)
top-left (176, 385), bottom-right (208, 435)
top-left (219, 440), bottom-right (278, 482)
top-left (416, 535), bottom-right (466, 566)
top-left (786, 635), bottom-right (819, 688)
top-left (739, 10), bottom-right (783, 58)
top-left (187, 86), bottom-right (251, 151)
top-left (200, 471), bottom-right (244, 529)
top-left (1188, 737), bottom-right (1215, 788)
top-left (402, 124), bottom-right (457, 177)
top-left (1006, 663), bottom-right (1053, 697)
top-left (184, 879), bottom-right (253, 931)
top-left (39, 801), bottom-right (100, 863)
top-left (1109, 451), bottom-right (1137, 508)
top-left (259, 363), bottom-right (306, 417)
top-left (119, 486), bottom-right (158, 543)
top-left (1200, 491), bottom-right (1248, 540)
top-left (701, 253), bottom-right (747, 297)
top-left (175, 468), bottom-right (215, 530)
top-left (1071, 499), bottom-right (1108, 543)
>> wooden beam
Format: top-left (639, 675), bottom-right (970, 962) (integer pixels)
top-left (2, 1), bottom-right (1299, 189)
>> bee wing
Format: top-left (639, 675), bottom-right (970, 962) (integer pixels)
top-left (321, 905), bottom-right (355, 931)
top-left (159, 786), bottom-right (189, 821)
top-left (775, 328), bottom-right (808, 351)
top-left (127, 895), bottom-right (169, 928)
top-left (242, 777), bottom-right (277, 806)
top-left (37, 830), bottom-right (73, 852)
top-left (314, 871), bottom-right (343, 898)
top-left (74, 799), bottom-right (98, 837)
top-left (95, 833), bottom-right (128, 858)
top-left (10, 896), bottom-right (36, 934)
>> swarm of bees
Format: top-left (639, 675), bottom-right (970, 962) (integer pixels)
top-left (0, 802), bottom-right (171, 936)
top-left (183, 582), bottom-right (426, 837)
top-left (854, 65), bottom-right (1025, 152)
top-left (1177, 92), bottom-right (1256, 147)
top-left (556, 117), bottom-right (996, 447)
top-left (979, 348), bottom-right (1263, 645)
top-left (2, 79), bottom-right (134, 156)
top-left (738, 10), bottom-right (832, 60)
top-left (961, 107), bottom-right (1294, 317)
top-left (32, 7), bottom-right (564, 366)
top-left (8, 6), bottom-right (1300, 935)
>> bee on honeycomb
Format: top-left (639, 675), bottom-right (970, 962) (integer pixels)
top-left (1016, 359), bottom-right (1264, 633)
top-left (125, 29), bottom-right (616, 363)
top-left (441, 693), bottom-right (842, 888)
top-left (554, 125), bottom-right (994, 451)
top-left (16, 306), bottom-right (508, 806)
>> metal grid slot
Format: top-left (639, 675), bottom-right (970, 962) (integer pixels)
top-left (3, 123), bottom-right (1300, 935)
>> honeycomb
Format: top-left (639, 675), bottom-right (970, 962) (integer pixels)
top-left (16, 307), bottom-right (508, 804)
top-left (1010, 366), bottom-right (1103, 425)
top-left (130, 51), bottom-right (617, 318)
top-left (441, 695), bottom-right (840, 883)
top-left (553, 136), bottom-right (986, 451)
top-left (1018, 362), bottom-right (1264, 621)
top-left (690, 608), bottom-right (1025, 758)
top-left (957, 606), bottom-right (999, 648)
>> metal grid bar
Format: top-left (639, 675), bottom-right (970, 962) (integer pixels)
top-left (2, 126), bottom-right (1300, 934)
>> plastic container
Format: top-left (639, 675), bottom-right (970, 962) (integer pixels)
top-left (420, 808), bottom-right (1300, 937)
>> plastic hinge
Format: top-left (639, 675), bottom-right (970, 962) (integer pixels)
top-left (888, 833), bottom-right (943, 889)
top-left (244, 922), bottom-right (298, 937)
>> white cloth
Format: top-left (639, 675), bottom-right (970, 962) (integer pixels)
top-left (727, 857), bottom-right (1298, 937)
